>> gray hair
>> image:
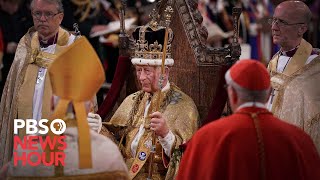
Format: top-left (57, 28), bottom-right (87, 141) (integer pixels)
top-left (229, 82), bottom-right (270, 103)
top-left (30, 0), bottom-right (64, 13)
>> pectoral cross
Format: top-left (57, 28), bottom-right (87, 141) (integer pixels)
top-left (269, 88), bottom-right (276, 104)
top-left (36, 69), bottom-right (46, 84)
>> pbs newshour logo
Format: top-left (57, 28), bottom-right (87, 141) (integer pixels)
top-left (13, 119), bottom-right (67, 167)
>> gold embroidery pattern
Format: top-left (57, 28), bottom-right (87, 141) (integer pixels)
top-left (107, 84), bottom-right (199, 180)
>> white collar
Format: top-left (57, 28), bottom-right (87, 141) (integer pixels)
top-left (236, 102), bottom-right (266, 111)
top-left (161, 81), bottom-right (170, 92)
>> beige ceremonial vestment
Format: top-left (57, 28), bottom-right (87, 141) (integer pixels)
top-left (2, 33), bottom-right (127, 179)
top-left (0, 27), bottom-right (89, 167)
top-left (105, 84), bottom-right (198, 180)
top-left (267, 39), bottom-right (320, 153)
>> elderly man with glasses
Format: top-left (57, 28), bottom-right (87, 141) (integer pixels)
top-left (0, 0), bottom-right (102, 167)
top-left (266, 0), bottom-right (320, 154)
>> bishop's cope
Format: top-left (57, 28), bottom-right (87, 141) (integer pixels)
top-left (266, 0), bottom-right (320, 154)
top-left (0, 0), bottom-right (78, 167)
top-left (100, 5), bottom-right (199, 180)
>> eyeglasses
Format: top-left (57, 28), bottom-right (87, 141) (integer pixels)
top-left (32, 11), bottom-right (61, 20)
top-left (267, 18), bottom-right (305, 27)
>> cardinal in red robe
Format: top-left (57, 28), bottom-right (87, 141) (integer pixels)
top-left (177, 59), bottom-right (320, 180)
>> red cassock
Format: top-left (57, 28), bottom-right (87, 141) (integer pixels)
top-left (177, 107), bottom-right (320, 180)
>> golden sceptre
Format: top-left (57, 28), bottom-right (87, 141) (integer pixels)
top-left (147, 2), bottom-right (173, 179)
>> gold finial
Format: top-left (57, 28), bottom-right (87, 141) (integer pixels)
top-left (73, 23), bottom-right (81, 37)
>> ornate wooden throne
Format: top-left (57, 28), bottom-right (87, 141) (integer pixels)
top-left (156, 0), bottom-right (241, 125)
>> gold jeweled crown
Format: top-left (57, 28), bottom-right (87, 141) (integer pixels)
top-left (131, 2), bottom-right (174, 66)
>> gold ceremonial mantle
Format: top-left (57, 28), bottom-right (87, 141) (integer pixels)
top-left (105, 84), bottom-right (198, 179)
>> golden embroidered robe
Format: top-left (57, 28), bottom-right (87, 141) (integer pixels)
top-left (267, 39), bottom-right (320, 153)
top-left (105, 84), bottom-right (198, 180)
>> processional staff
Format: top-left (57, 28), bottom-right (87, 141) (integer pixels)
top-left (147, 1), bottom-right (174, 179)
